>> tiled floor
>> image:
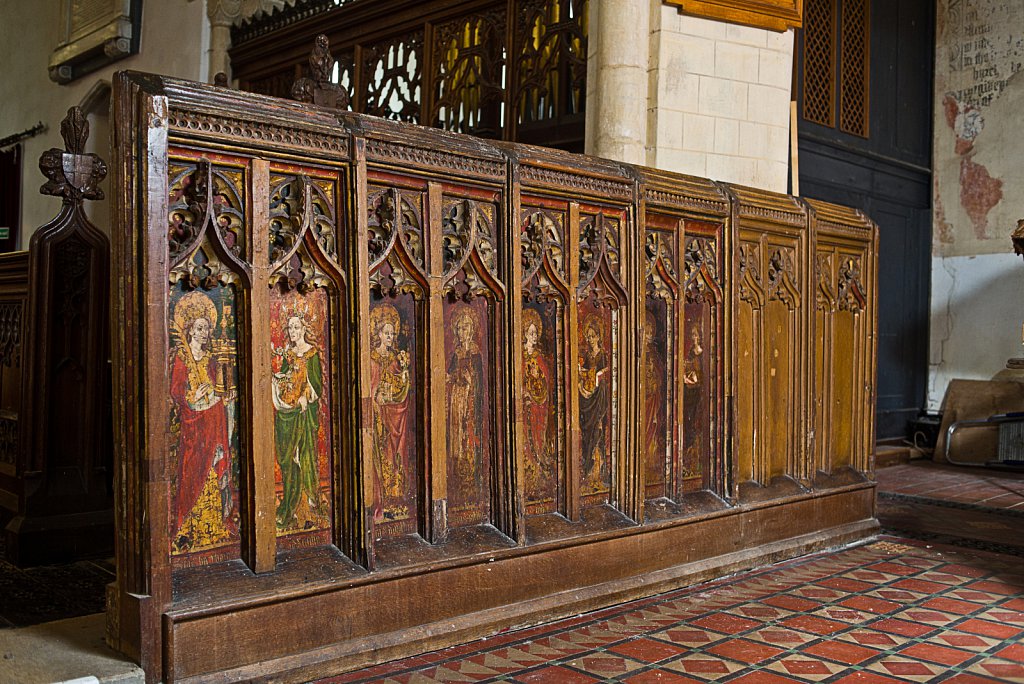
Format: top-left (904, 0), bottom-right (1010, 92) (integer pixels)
top-left (876, 461), bottom-right (1024, 510)
top-left (323, 537), bottom-right (1024, 683)
top-left (324, 461), bottom-right (1024, 683)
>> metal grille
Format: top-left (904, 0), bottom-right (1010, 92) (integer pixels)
top-left (802, 0), bottom-right (835, 127)
top-left (998, 421), bottom-right (1024, 462)
top-left (840, 0), bottom-right (869, 137)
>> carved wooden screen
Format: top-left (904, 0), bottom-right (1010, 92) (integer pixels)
top-left (809, 199), bottom-right (876, 483)
top-left (109, 71), bottom-right (878, 683)
top-left (515, 155), bottom-right (635, 532)
top-left (731, 189), bottom-right (810, 498)
top-left (640, 172), bottom-right (729, 520)
top-left (230, 0), bottom-right (589, 150)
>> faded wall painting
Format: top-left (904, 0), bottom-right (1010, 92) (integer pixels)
top-left (168, 285), bottom-right (241, 565)
top-left (369, 295), bottom-right (419, 537)
top-left (270, 289), bottom-right (333, 547)
top-left (522, 302), bottom-right (560, 514)
top-left (445, 299), bottom-right (491, 527)
top-left (578, 300), bottom-right (613, 503)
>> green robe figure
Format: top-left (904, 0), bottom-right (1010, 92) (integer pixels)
top-left (273, 314), bottom-right (325, 531)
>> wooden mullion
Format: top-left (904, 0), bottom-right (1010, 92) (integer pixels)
top-left (507, 163), bottom-right (526, 544)
top-left (426, 181), bottom-right (448, 542)
top-left (352, 139), bottom-right (376, 569)
top-left (239, 159), bottom-right (277, 574)
top-left (566, 201), bottom-right (581, 521)
top-left (674, 218), bottom-right (687, 501)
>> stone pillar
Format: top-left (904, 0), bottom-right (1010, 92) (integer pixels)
top-left (206, 0), bottom-right (242, 82)
top-left (584, 0), bottom-right (651, 165)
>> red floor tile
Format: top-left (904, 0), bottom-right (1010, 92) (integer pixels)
top-left (780, 615), bottom-right (850, 636)
top-left (765, 595), bottom-right (822, 612)
top-left (994, 642), bottom-right (1024, 661)
top-left (966, 580), bottom-right (1023, 595)
top-left (898, 642), bottom-right (976, 666)
top-left (831, 672), bottom-right (905, 683)
top-left (840, 596), bottom-right (901, 614)
top-left (610, 638), bottom-right (688, 663)
top-left (977, 661), bottom-right (1024, 679)
top-left (517, 665), bottom-right (600, 684)
top-left (728, 671), bottom-right (803, 684)
top-left (624, 670), bottom-right (705, 684)
top-left (691, 614), bottom-right (760, 634)
top-left (922, 596), bottom-right (985, 615)
top-left (706, 638), bottom-right (785, 664)
top-left (956, 618), bottom-right (1023, 639)
top-left (941, 674), bottom-right (1009, 684)
top-left (802, 640), bottom-right (880, 664)
top-left (870, 617), bottom-right (935, 638)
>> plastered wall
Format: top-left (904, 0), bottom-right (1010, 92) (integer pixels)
top-left (0, 0), bottom-right (208, 247)
top-left (929, 0), bottom-right (1024, 407)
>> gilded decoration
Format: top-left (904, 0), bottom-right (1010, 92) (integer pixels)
top-left (168, 287), bottom-right (241, 562)
top-left (368, 187), bottom-right (426, 299)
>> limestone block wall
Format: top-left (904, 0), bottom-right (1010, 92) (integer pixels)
top-left (645, 4), bottom-right (794, 193)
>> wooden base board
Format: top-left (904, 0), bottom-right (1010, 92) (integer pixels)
top-left (160, 486), bottom-right (877, 683)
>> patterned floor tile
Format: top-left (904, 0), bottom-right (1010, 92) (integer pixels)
top-left (897, 641), bottom-right (977, 666)
top-left (705, 638), bottom-right (785, 664)
top-left (514, 665), bottom-right (600, 683)
top-left (662, 655), bottom-right (744, 680)
top-left (762, 657), bottom-right (846, 681)
top-left (623, 669), bottom-right (707, 683)
top-left (866, 657), bottom-right (949, 682)
top-left (563, 652), bottom-right (648, 678)
top-left (610, 637), bottom-right (689, 663)
top-left (964, 657), bottom-right (1024, 683)
top-left (801, 639), bottom-right (882, 665)
top-left (747, 626), bottom-right (818, 647)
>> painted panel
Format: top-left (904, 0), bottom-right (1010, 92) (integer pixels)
top-left (368, 294), bottom-right (420, 537)
top-left (681, 303), bottom-right (712, 492)
top-left (522, 300), bottom-right (561, 514)
top-left (270, 289), bottom-right (333, 547)
top-left (578, 299), bottom-right (613, 505)
top-left (444, 298), bottom-right (492, 527)
top-left (168, 284), bottom-right (241, 566)
top-left (643, 297), bottom-right (672, 499)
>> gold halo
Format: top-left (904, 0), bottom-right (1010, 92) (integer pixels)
top-left (522, 307), bottom-right (543, 337)
top-left (369, 303), bottom-right (401, 341)
top-left (172, 291), bottom-right (218, 345)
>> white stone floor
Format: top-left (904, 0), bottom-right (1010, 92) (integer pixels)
top-left (0, 614), bottom-right (143, 684)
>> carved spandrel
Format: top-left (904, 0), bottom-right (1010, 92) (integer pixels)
top-left (645, 230), bottom-right (679, 302)
top-left (738, 242), bottom-right (765, 306)
top-left (268, 174), bottom-right (341, 291)
top-left (443, 199), bottom-right (502, 301)
top-left (521, 209), bottom-right (566, 287)
top-left (682, 237), bottom-right (717, 304)
top-left (578, 214), bottom-right (627, 308)
top-left (0, 413), bottom-right (16, 466)
top-left (168, 161), bottom-right (246, 270)
top-left (767, 247), bottom-right (800, 309)
top-left (838, 256), bottom-right (866, 313)
top-left (815, 253), bottom-right (836, 310)
top-left (368, 187), bottom-right (426, 300)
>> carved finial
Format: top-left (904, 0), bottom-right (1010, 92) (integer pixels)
top-left (291, 34), bottom-right (350, 111)
top-left (60, 106), bottom-right (89, 155)
top-left (39, 107), bottom-right (106, 201)
top-left (213, 72), bottom-right (229, 88)
top-left (1013, 219), bottom-right (1024, 260)
top-left (310, 34), bottom-right (333, 84)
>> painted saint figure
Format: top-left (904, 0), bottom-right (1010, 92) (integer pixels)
top-left (169, 291), bottom-right (236, 552)
top-left (447, 306), bottom-right (485, 498)
top-left (272, 309), bottom-right (325, 530)
top-left (579, 313), bottom-right (610, 491)
top-left (643, 309), bottom-right (666, 486)
top-left (683, 322), bottom-right (706, 477)
top-left (368, 303), bottom-right (412, 522)
top-left (522, 307), bottom-right (553, 501)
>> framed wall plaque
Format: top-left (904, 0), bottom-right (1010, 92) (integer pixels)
top-left (49, 0), bottom-right (142, 84)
